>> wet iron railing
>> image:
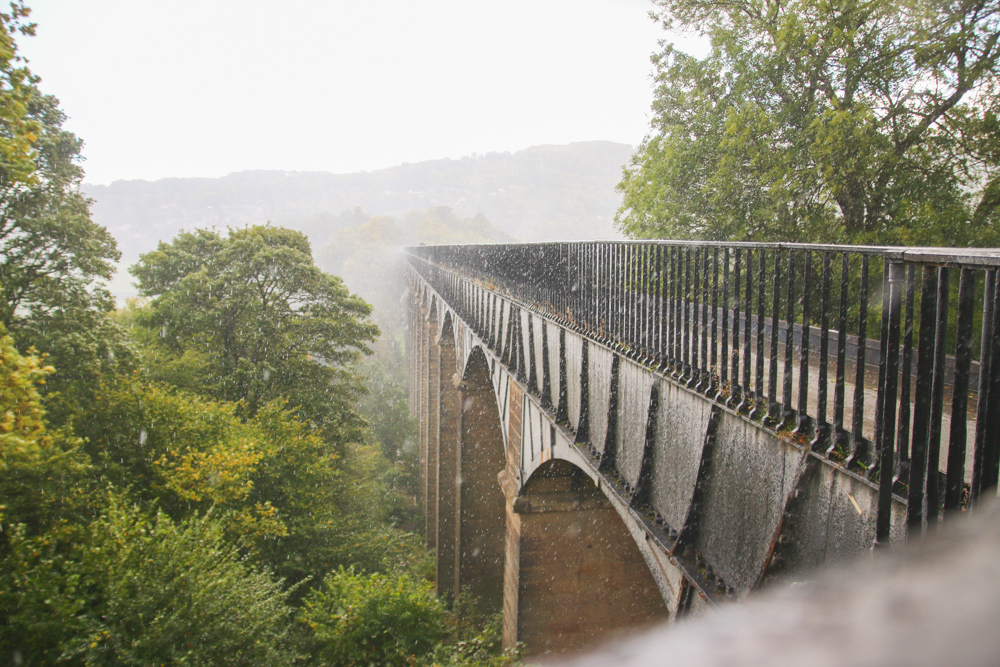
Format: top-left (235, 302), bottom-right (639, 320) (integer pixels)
top-left (404, 241), bottom-right (1000, 543)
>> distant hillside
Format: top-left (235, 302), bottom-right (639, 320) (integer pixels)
top-left (84, 141), bottom-right (631, 267)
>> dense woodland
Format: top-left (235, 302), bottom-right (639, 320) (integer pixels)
top-left (0, 4), bottom-right (518, 665)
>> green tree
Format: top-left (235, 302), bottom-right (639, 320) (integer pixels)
top-left (131, 225), bottom-right (379, 446)
top-left (0, 324), bottom-right (92, 549)
top-left (0, 3), bottom-right (126, 426)
top-left (0, 325), bottom-right (92, 664)
top-left (74, 380), bottom-right (288, 535)
top-left (617, 0), bottom-right (1000, 245)
top-left (301, 567), bottom-right (448, 667)
top-left (0, 1), bottom-right (41, 187)
top-left (74, 379), bottom-right (420, 584)
top-left (76, 505), bottom-right (299, 666)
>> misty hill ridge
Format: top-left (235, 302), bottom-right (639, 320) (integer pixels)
top-left (84, 141), bottom-right (631, 263)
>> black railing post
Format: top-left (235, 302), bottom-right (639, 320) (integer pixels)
top-left (848, 256), bottom-right (871, 469)
top-left (831, 253), bottom-right (850, 459)
top-left (689, 248), bottom-right (702, 388)
top-left (751, 249), bottom-right (767, 420)
top-left (945, 268), bottom-right (975, 513)
top-left (717, 247), bottom-right (730, 401)
top-left (784, 250), bottom-right (797, 424)
top-left (909, 265), bottom-right (939, 534)
top-left (794, 250), bottom-right (813, 435)
top-left (684, 247), bottom-right (692, 381)
top-left (926, 267), bottom-right (950, 527)
top-left (895, 265), bottom-right (916, 488)
top-left (812, 252), bottom-right (832, 451)
top-left (876, 262), bottom-right (904, 547)
top-left (738, 249), bottom-right (754, 414)
top-left (765, 248), bottom-right (782, 426)
top-left (710, 247), bottom-right (719, 395)
top-left (729, 248), bottom-right (743, 409)
top-left (698, 247), bottom-right (711, 392)
top-left (980, 272), bottom-right (1000, 495)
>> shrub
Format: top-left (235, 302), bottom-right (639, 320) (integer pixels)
top-left (76, 503), bottom-right (299, 666)
top-left (301, 567), bottom-right (448, 666)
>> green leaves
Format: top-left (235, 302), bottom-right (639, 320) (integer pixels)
top-left (132, 225), bottom-right (379, 446)
top-left (301, 567), bottom-right (448, 666)
top-left (76, 503), bottom-right (299, 666)
top-left (620, 0), bottom-right (1000, 245)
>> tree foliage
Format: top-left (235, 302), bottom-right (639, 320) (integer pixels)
top-left (0, 2), bottom-right (126, 428)
top-left (0, 1), bottom-right (40, 186)
top-left (2, 502), bottom-right (299, 666)
top-left (0, 5), bottom-right (514, 662)
top-left (132, 225), bottom-right (379, 445)
top-left (0, 325), bottom-right (91, 545)
top-left (617, 0), bottom-right (1000, 245)
top-left (76, 505), bottom-right (299, 666)
top-left (301, 567), bottom-right (448, 666)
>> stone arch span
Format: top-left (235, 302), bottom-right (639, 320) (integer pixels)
top-left (505, 459), bottom-right (670, 657)
top-left (455, 345), bottom-right (507, 613)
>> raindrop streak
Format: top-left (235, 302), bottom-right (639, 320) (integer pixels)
top-left (138, 428), bottom-right (148, 446)
top-left (262, 368), bottom-right (271, 381)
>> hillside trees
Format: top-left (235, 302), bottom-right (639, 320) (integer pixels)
top-left (0, 4), bottom-right (516, 660)
top-left (0, 325), bottom-right (90, 545)
top-left (132, 225), bottom-right (379, 447)
top-left (617, 0), bottom-right (1000, 245)
top-left (0, 7), bottom-right (419, 658)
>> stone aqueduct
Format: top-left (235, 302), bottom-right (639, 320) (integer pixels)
top-left (405, 242), bottom-right (1000, 657)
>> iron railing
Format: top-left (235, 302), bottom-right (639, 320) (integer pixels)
top-left (405, 241), bottom-right (1000, 542)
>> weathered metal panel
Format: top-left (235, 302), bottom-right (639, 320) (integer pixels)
top-left (651, 380), bottom-right (713, 531)
top-left (564, 331), bottom-right (584, 433)
top-left (586, 344), bottom-right (614, 453)
top-left (765, 455), bottom-right (907, 584)
top-left (616, 357), bottom-right (656, 487)
top-left (508, 378), bottom-right (523, 467)
top-left (530, 313), bottom-right (545, 393)
top-left (525, 397), bottom-right (543, 464)
top-left (519, 308), bottom-right (531, 379)
top-left (693, 411), bottom-right (808, 595)
top-left (546, 321), bottom-right (562, 413)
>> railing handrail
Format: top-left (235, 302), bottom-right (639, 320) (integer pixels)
top-left (406, 241), bottom-right (1000, 268)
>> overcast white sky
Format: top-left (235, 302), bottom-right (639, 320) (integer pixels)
top-left (18, 0), bottom-right (702, 185)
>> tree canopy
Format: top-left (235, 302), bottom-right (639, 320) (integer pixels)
top-left (617, 0), bottom-right (1000, 245)
top-left (132, 225), bottom-right (379, 445)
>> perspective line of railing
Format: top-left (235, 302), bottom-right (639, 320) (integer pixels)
top-left (404, 241), bottom-right (1000, 544)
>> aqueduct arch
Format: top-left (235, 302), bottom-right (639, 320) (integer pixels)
top-left (418, 295), bottom-right (676, 657)
top-left (505, 459), bottom-right (670, 656)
